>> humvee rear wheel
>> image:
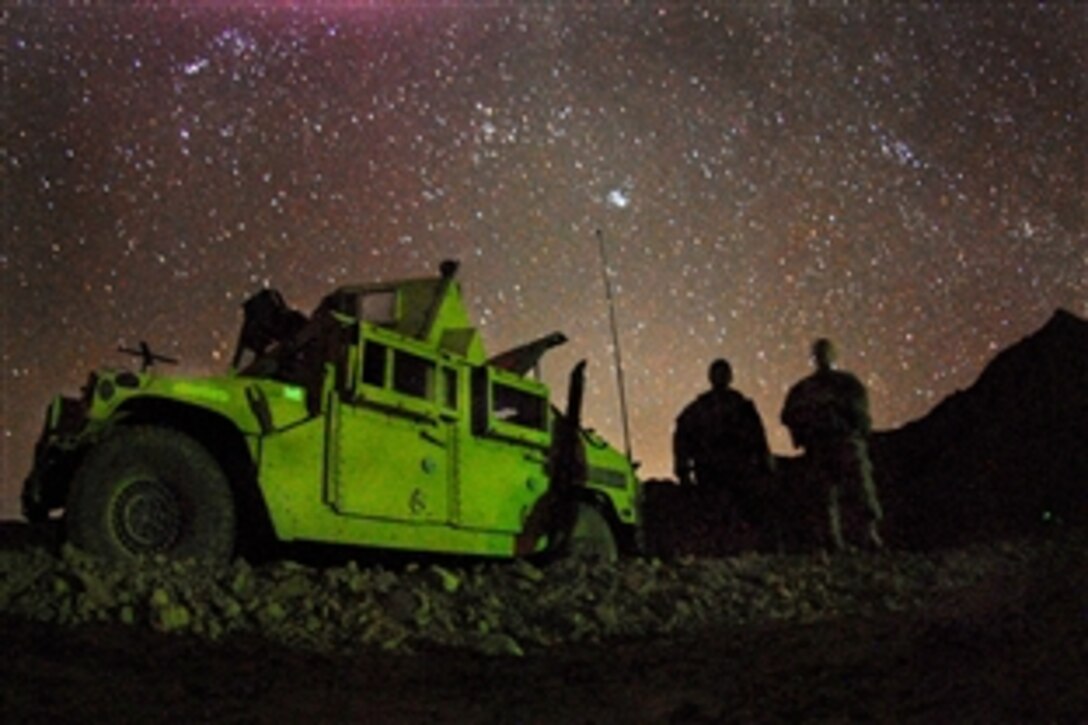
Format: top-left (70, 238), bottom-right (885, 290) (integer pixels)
top-left (565, 502), bottom-right (618, 563)
top-left (66, 426), bottom-right (235, 564)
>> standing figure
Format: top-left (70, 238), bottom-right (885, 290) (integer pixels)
top-left (673, 358), bottom-right (775, 529)
top-left (781, 338), bottom-right (883, 551)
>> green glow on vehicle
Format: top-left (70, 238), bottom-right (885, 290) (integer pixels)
top-left (171, 382), bottom-right (232, 404)
top-left (25, 264), bottom-right (642, 561)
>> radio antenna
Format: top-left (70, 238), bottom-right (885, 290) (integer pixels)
top-left (595, 229), bottom-right (633, 461)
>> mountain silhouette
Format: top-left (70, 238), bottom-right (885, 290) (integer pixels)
top-left (873, 308), bottom-right (1088, 548)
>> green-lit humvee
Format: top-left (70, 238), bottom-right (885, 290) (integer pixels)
top-left (21, 261), bottom-right (641, 563)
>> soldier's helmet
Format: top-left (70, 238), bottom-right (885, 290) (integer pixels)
top-left (708, 358), bottom-right (733, 389)
top-left (812, 338), bottom-right (837, 371)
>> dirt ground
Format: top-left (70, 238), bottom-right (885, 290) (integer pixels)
top-left (3, 522), bottom-right (1087, 724)
top-left (3, 606), bottom-right (1085, 723)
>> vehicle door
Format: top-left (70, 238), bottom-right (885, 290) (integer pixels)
top-left (330, 328), bottom-right (457, 523)
top-left (455, 366), bottom-right (552, 533)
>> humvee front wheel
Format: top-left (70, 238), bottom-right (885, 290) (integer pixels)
top-left (564, 502), bottom-right (618, 563)
top-left (66, 426), bottom-right (236, 564)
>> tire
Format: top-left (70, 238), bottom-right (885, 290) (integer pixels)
top-left (66, 426), bottom-right (236, 564)
top-left (564, 502), bottom-right (618, 563)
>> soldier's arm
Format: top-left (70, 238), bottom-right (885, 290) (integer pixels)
top-left (742, 400), bottom-right (774, 472)
top-left (780, 386), bottom-right (797, 427)
top-left (848, 374), bottom-right (872, 435)
top-left (780, 384), bottom-right (808, 448)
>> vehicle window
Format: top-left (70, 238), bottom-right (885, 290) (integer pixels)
top-left (441, 367), bottom-right (458, 410)
top-left (393, 349), bottom-right (434, 400)
top-left (362, 341), bottom-right (387, 387)
top-left (492, 382), bottom-right (546, 430)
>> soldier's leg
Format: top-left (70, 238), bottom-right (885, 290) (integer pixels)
top-left (854, 439), bottom-right (884, 549)
top-left (808, 447), bottom-right (838, 551)
top-left (759, 473), bottom-right (787, 553)
top-left (827, 483), bottom-right (846, 551)
top-left (786, 458), bottom-right (816, 551)
top-left (739, 474), bottom-right (781, 551)
top-left (796, 452), bottom-right (824, 551)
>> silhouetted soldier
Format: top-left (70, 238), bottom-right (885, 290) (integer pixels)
top-left (673, 359), bottom-right (775, 530)
top-left (781, 338), bottom-right (883, 551)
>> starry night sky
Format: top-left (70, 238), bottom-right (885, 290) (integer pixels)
top-left (3, 2), bottom-right (1085, 518)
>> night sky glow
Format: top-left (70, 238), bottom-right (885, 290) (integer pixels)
top-left (3, 3), bottom-right (1085, 517)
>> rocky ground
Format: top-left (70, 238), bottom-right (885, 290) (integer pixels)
top-left (2, 521), bottom-right (1087, 723)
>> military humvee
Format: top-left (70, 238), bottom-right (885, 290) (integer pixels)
top-left (22, 261), bottom-right (641, 563)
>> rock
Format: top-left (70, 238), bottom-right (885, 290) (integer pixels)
top-left (152, 602), bottom-right (192, 633)
top-left (475, 632), bottom-right (524, 657)
top-left (427, 565), bottom-right (462, 593)
top-left (258, 601), bottom-right (287, 626)
top-left (1, 527), bottom-right (1085, 658)
top-left (510, 559), bottom-right (545, 583)
top-left (381, 587), bottom-right (420, 624)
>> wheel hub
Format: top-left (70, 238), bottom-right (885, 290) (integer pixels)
top-left (113, 478), bottom-right (183, 553)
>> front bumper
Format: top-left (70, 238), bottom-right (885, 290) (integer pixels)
top-left (20, 396), bottom-right (90, 522)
